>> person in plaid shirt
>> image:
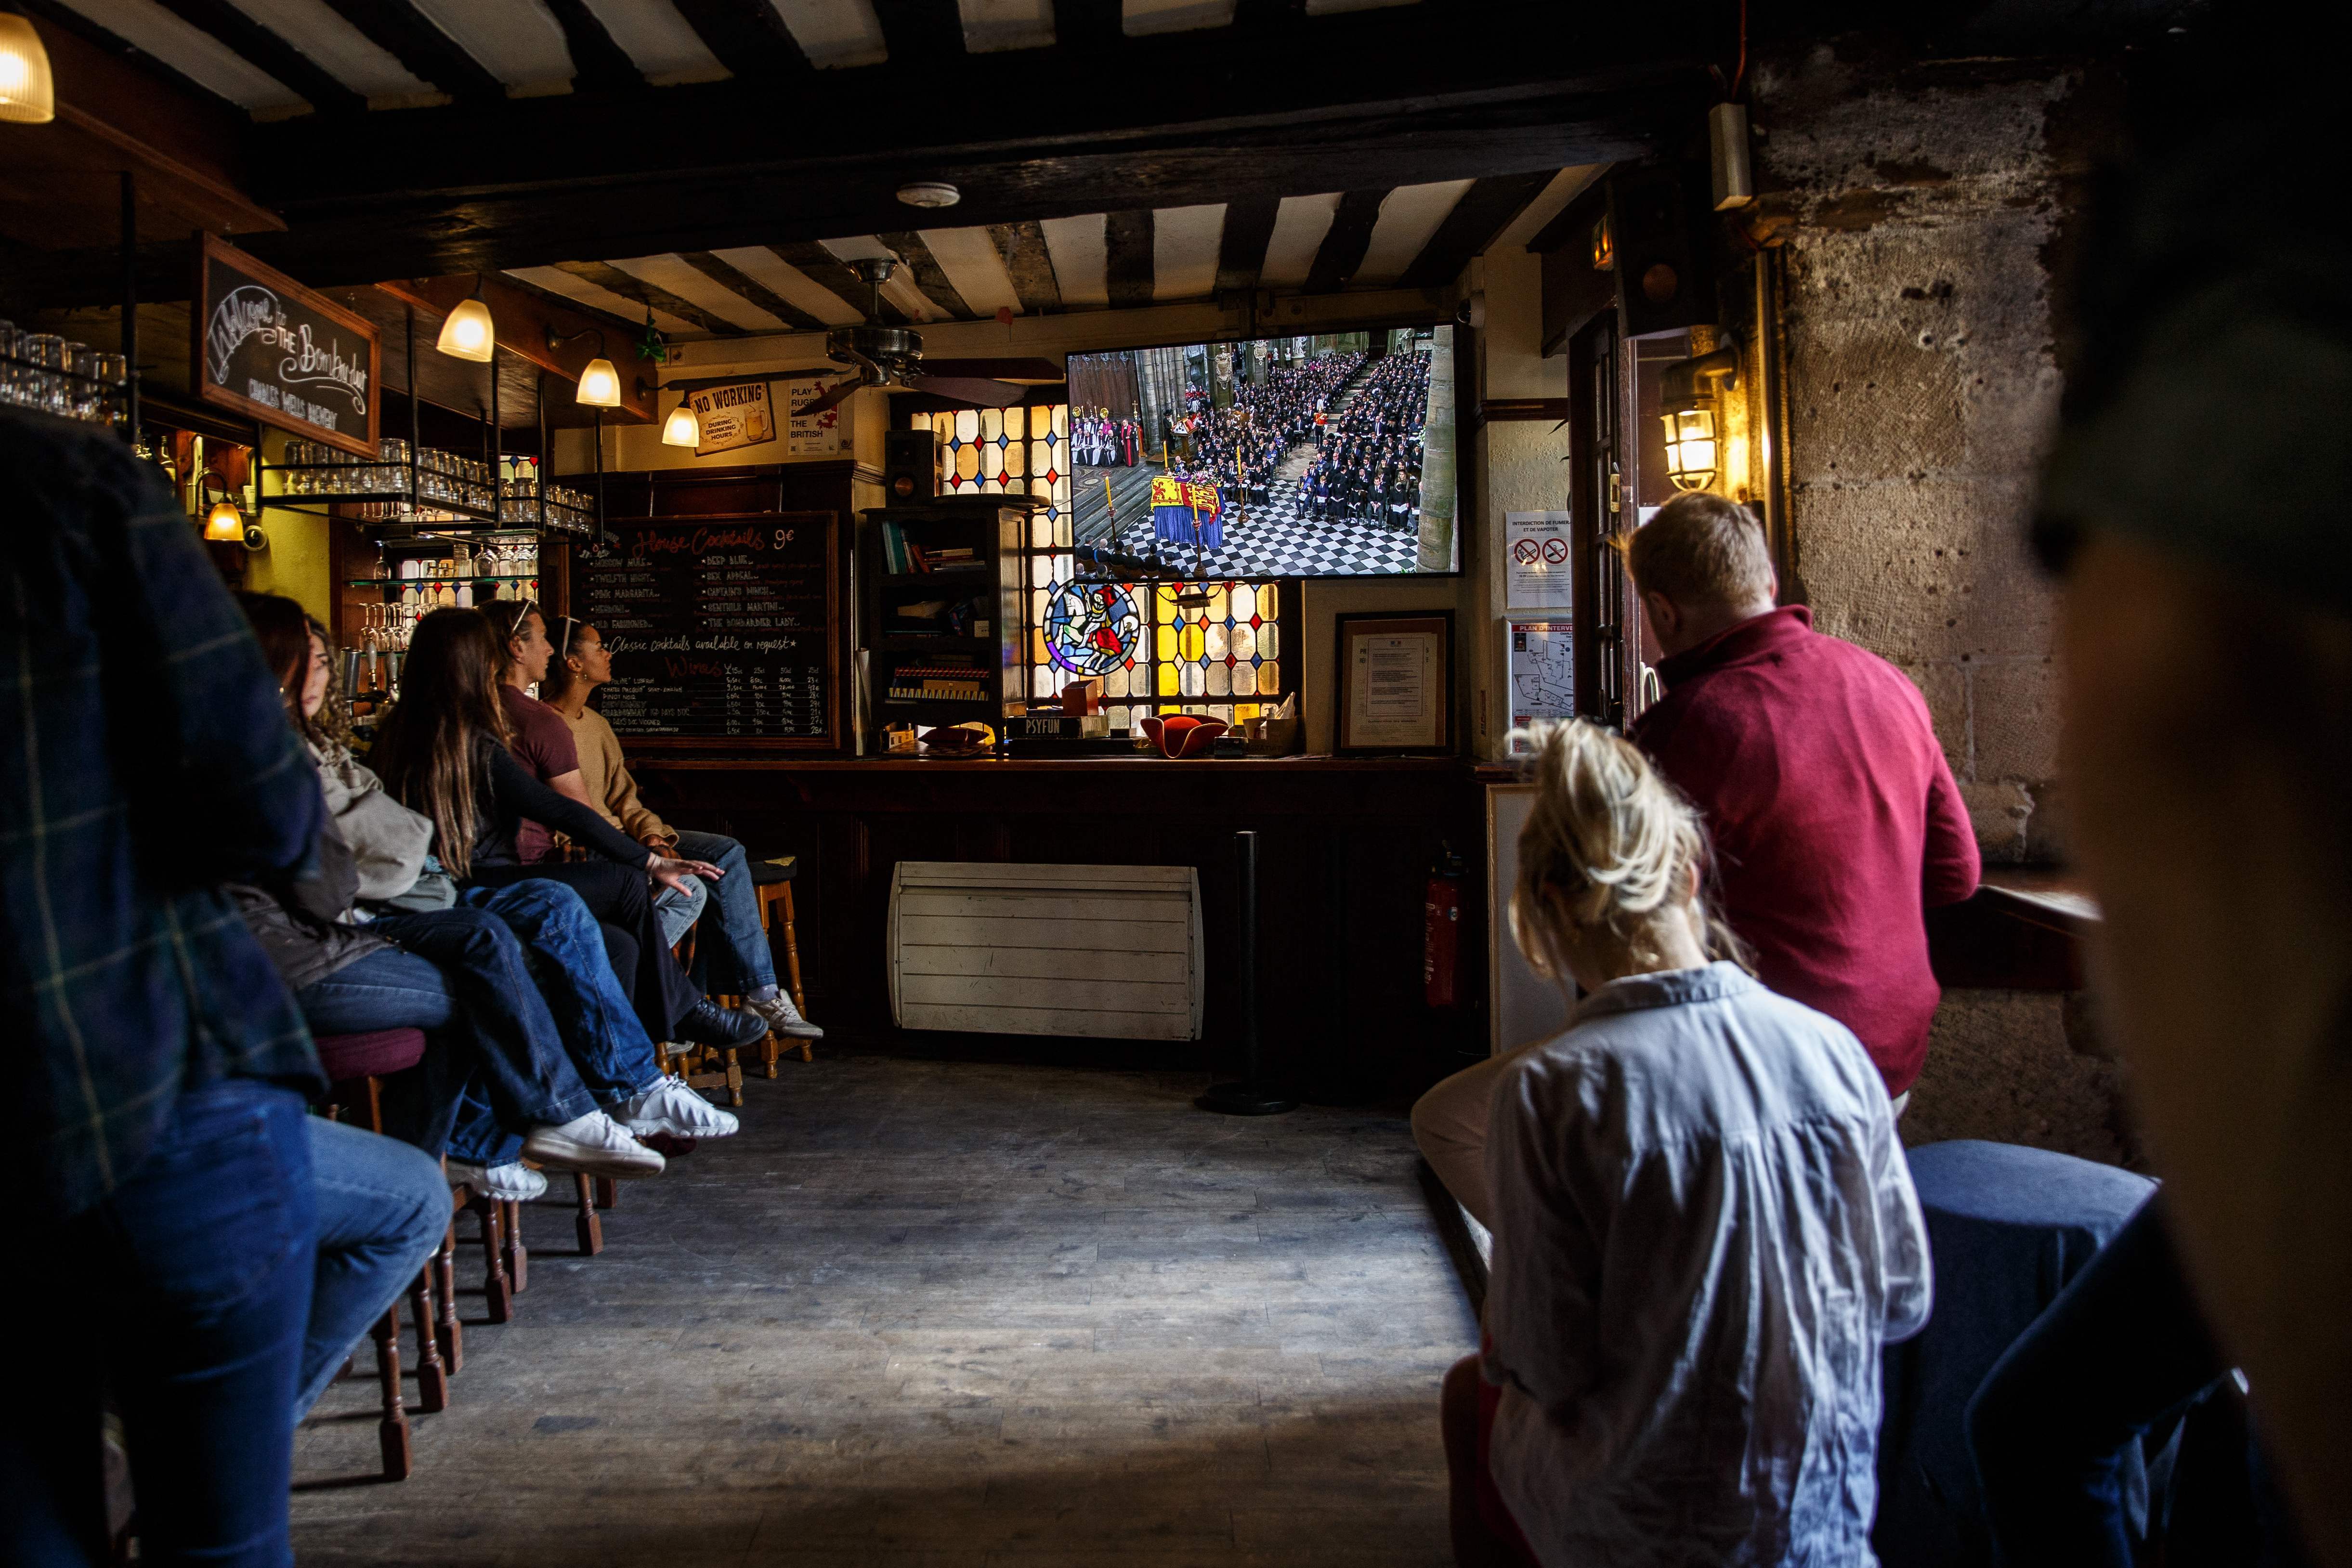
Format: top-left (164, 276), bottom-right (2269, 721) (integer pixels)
top-left (2, 405), bottom-right (329, 1564)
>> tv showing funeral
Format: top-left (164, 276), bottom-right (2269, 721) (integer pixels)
top-left (1060, 325), bottom-right (1457, 580)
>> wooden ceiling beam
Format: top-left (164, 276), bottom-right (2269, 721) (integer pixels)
top-left (875, 231), bottom-right (974, 320)
top-left (145, 0), bottom-right (366, 115)
top-left (667, 0), bottom-right (814, 78)
top-left (990, 221), bottom-right (1061, 314)
top-left (1396, 169), bottom-right (1558, 289)
top-left (314, 0), bottom-right (507, 105)
top-left (551, 260), bottom-right (744, 337)
top-left (1214, 196), bottom-right (1281, 295)
top-left (1303, 189), bottom-right (1385, 295)
top-left (676, 251), bottom-right (830, 331)
top-left (542, 0), bottom-right (647, 97)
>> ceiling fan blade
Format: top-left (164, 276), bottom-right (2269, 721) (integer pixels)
top-left (790, 378), bottom-right (862, 417)
top-left (907, 375), bottom-right (1028, 407)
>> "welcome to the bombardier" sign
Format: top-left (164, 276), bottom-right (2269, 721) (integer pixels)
top-left (194, 233), bottom-right (380, 459)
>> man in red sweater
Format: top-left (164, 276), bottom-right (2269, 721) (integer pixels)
top-left (1627, 494), bottom-right (1980, 1101)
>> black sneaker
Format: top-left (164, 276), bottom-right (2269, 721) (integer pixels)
top-left (674, 997), bottom-right (770, 1049)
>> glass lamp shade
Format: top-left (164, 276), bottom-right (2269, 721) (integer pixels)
top-left (434, 296), bottom-right (495, 362)
top-left (661, 397), bottom-right (699, 447)
top-left (203, 499), bottom-right (244, 541)
top-left (575, 357), bottom-right (621, 408)
top-left (0, 13), bottom-right (54, 125)
top-left (1661, 405), bottom-right (1718, 493)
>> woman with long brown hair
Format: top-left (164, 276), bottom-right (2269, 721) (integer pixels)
top-left (369, 607), bottom-right (758, 1134)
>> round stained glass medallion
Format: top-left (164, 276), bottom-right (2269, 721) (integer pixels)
top-left (1043, 582), bottom-right (1145, 678)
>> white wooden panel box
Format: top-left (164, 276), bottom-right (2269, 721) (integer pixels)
top-left (888, 862), bottom-right (1204, 1040)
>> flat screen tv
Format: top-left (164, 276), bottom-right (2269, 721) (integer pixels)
top-left (1059, 324), bottom-right (1457, 580)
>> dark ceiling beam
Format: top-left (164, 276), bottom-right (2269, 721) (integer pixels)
top-left (1103, 209), bottom-right (1154, 310)
top-left (1214, 196), bottom-right (1280, 294)
top-left (15, 0), bottom-right (259, 117)
top-left (551, 260), bottom-right (745, 336)
top-left (990, 221), bottom-right (1061, 314)
top-left (767, 241), bottom-right (913, 326)
top-left (668, 0), bottom-right (814, 77)
top-left (875, 231), bottom-right (974, 319)
top-left (146, 0), bottom-right (364, 115)
top-left (867, 0), bottom-right (967, 64)
top-left (1396, 169), bottom-right (1557, 289)
top-left (676, 250), bottom-right (829, 330)
top-left (314, 0), bottom-right (507, 105)
top-left (1303, 189), bottom-right (1385, 295)
top-left (541, 0), bottom-right (647, 95)
top-left (1050, 0), bottom-right (1123, 48)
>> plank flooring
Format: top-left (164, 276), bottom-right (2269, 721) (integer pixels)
top-left (291, 1055), bottom-right (1477, 1567)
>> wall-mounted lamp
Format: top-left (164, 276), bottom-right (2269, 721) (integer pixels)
top-left (434, 276), bottom-right (495, 362)
top-left (1658, 344), bottom-right (1741, 495)
top-left (661, 390), bottom-right (699, 448)
top-left (198, 473), bottom-right (264, 548)
top-left (0, 6), bottom-right (55, 125)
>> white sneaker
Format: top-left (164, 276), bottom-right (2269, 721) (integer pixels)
top-left (622, 1076), bottom-right (741, 1139)
top-left (745, 991), bottom-right (823, 1040)
top-left (445, 1160), bottom-right (549, 1201)
top-left (523, 1111), bottom-right (667, 1177)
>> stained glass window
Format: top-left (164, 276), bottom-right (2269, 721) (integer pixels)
top-left (1027, 577), bottom-right (1288, 734)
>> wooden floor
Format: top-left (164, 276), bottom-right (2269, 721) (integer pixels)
top-left (291, 1054), bottom-right (1477, 1567)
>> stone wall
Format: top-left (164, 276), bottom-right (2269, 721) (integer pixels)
top-left (1752, 49), bottom-right (2079, 866)
top-left (1751, 47), bottom-right (2136, 1163)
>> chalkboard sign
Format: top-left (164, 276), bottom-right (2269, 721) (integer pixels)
top-left (575, 511), bottom-right (841, 749)
top-left (194, 232), bottom-right (380, 459)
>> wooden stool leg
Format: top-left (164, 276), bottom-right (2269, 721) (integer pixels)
top-left (762, 1033), bottom-right (779, 1079)
top-left (434, 1221), bottom-right (464, 1372)
top-left (780, 885), bottom-right (807, 1019)
top-left (594, 1176), bottom-right (617, 1211)
top-left (410, 1266), bottom-right (448, 1413)
top-left (370, 1304), bottom-right (413, 1481)
top-left (573, 1172), bottom-right (604, 1255)
top-left (501, 1198), bottom-right (527, 1294)
top-left (474, 1196), bottom-right (512, 1324)
top-left (727, 1050), bottom-right (745, 1107)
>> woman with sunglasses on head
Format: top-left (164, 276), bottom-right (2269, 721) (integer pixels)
top-left (369, 608), bottom-right (753, 1143)
top-left (540, 615), bottom-right (821, 1044)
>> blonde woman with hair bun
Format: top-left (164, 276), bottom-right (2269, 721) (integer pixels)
top-left (1430, 719), bottom-right (1933, 1568)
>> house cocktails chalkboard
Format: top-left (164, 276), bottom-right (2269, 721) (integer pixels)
top-left (575, 511), bottom-right (841, 749)
top-left (194, 233), bottom-right (380, 459)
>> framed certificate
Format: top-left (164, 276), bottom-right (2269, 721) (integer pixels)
top-left (1335, 611), bottom-right (1453, 755)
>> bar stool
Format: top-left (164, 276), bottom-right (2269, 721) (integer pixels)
top-left (313, 1027), bottom-right (440, 1482)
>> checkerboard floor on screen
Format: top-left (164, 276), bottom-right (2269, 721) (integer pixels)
top-left (1097, 483), bottom-right (1424, 577)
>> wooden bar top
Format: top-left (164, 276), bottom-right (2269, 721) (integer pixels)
top-left (637, 753), bottom-right (1466, 773)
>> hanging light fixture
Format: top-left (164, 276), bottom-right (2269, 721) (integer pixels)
top-left (0, 6), bottom-right (55, 125)
top-left (434, 275), bottom-right (495, 363)
top-left (661, 389), bottom-right (699, 447)
top-left (575, 355), bottom-right (621, 407)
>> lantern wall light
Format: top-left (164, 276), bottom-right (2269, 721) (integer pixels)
top-left (1657, 344), bottom-right (1741, 495)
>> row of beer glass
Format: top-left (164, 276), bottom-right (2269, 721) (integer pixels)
top-left (0, 322), bottom-right (129, 426)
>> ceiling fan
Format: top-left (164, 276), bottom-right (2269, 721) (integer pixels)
top-left (791, 256), bottom-right (1058, 418)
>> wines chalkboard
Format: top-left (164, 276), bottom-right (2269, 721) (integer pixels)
top-left (194, 233), bottom-right (380, 459)
top-left (575, 511), bottom-right (841, 749)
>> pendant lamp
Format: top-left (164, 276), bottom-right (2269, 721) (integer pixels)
top-left (576, 356), bottom-right (621, 408)
top-left (661, 390), bottom-right (699, 447)
top-left (0, 7), bottom-right (54, 125)
top-left (435, 277), bottom-right (495, 363)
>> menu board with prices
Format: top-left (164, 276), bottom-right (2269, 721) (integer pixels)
top-left (575, 511), bottom-right (840, 749)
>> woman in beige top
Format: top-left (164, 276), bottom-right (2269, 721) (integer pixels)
top-left (539, 617), bottom-right (819, 1041)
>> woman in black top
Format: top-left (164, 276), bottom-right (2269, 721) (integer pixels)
top-left (371, 609), bottom-right (764, 1054)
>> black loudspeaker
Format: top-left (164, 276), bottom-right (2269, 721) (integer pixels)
top-left (1607, 163), bottom-right (1715, 339)
top-left (884, 428), bottom-right (937, 504)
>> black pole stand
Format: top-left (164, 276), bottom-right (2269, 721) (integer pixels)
top-left (1198, 829), bottom-right (1298, 1116)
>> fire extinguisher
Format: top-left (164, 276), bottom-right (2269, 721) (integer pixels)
top-left (1424, 845), bottom-right (1467, 1009)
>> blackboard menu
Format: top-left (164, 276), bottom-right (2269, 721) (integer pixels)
top-left (576, 511), bottom-right (839, 748)
top-left (194, 232), bottom-right (380, 459)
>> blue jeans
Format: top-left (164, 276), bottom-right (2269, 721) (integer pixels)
top-left (448, 879), bottom-right (665, 1166)
top-left (295, 923), bottom-right (599, 1156)
top-left (4, 1080), bottom-right (314, 1568)
top-left (668, 829), bottom-right (777, 996)
top-left (296, 1117), bottom-right (452, 1422)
